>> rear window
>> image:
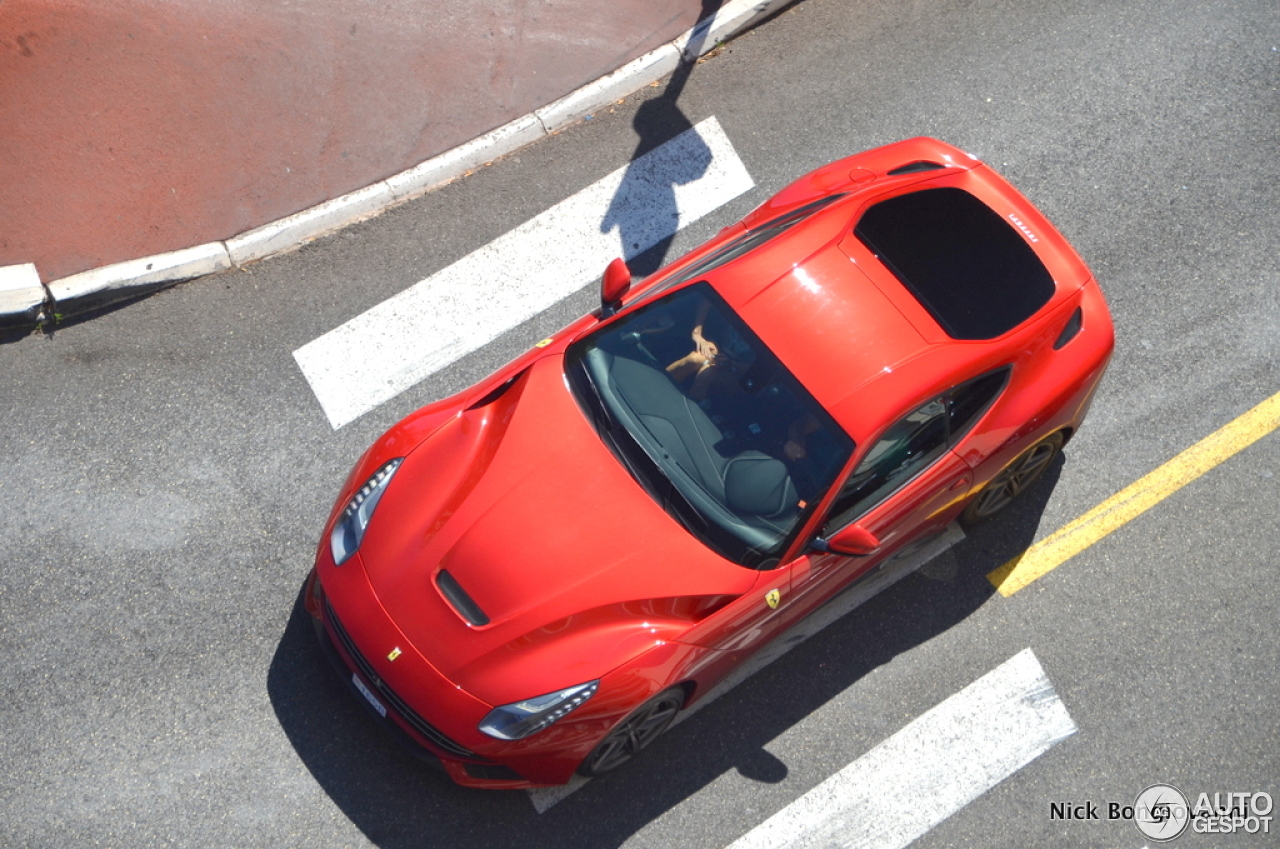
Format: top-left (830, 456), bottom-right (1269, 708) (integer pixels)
top-left (854, 188), bottom-right (1055, 340)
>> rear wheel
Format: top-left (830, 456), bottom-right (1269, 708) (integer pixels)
top-left (961, 432), bottom-right (1063, 525)
top-left (577, 687), bottom-right (684, 777)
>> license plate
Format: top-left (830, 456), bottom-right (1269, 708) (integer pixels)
top-left (352, 673), bottom-right (387, 718)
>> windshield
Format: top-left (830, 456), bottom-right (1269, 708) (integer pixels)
top-left (567, 282), bottom-right (854, 569)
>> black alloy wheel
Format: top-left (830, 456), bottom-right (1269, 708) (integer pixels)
top-left (577, 687), bottom-right (685, 777)
top-left (961, 432), bottom-right (1063, 525)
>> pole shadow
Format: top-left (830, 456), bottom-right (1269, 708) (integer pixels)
top-left (600, 0), bottom-right (725, 278)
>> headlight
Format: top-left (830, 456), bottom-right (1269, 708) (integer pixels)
top-left (329, 458), bottom-right (403, 565)
top-left (478, 681), bottom-right (600, 741)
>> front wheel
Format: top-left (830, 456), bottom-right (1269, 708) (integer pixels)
top-left (961, 432), bottom-right (1063, 526)
top-left (577, 687), bottom-right (684, 777)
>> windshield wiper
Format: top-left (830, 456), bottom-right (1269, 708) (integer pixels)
top-left (652, 463), bottom-right (709, 531)
top-left (574, 364), bottom-right (663, 489)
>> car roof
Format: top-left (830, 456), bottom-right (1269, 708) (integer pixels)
top-left (700, 157), bottom-right (1091, 445)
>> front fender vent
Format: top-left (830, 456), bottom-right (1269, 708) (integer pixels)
top-left (888, 160), bottom-right (945, 175)
top-left (466, 370), bottom-right (525, 410)
top-left (436, 570), bottom-right (491, 626)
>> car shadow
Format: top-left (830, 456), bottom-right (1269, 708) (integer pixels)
top-left (267, 455), bottom-right (1067, 848)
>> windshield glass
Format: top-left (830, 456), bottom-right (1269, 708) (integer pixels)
top-left (567, 282), bottom-right (854, 569)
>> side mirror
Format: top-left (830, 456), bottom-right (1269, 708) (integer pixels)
top-left (600, 258), bottom-right (632, 318)
top-left (813, 524), bottom-right (881, 557)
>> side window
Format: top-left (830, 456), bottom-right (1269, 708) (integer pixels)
top-left (822, 398), bottom-right (948, 532)
top-left (947, 367), bottom-right (1010, 445)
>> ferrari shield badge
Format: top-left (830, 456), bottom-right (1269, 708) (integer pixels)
top-left (765, 589), bottom-right (781, 610)
top-left (387, 647), bottom-right (402, 662)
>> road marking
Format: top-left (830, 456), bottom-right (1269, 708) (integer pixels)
top-left (528, 525), bottom-right (966, 813)
top-left (725, 648), bottom-right (1076, 849)
top-left (293, 116), bottom-right (754, 429)
top-left (988, 389), bottom-right (1280, 596)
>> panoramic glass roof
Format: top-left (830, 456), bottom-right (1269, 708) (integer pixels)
top-left (855, 187), bottom-right (1055, 340)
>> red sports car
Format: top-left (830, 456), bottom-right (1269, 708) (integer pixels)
top-left (304, 137), bottom-right (1113, 789)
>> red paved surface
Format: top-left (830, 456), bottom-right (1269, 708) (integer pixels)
top-left (1, 0), bottom-right (709, 281)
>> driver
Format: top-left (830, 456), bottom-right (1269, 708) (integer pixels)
top-left (665, 298), bottom-right (753, 401)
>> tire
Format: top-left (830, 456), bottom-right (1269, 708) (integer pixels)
top-left (961, 432), bottom-right (1063, 526)
top-left (577, 687), bottom-right (685, 777)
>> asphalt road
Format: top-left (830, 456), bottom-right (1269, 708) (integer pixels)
top-left (3, 0), bottom-right (1278, 846)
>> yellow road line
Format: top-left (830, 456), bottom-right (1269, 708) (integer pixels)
top-left (988, 390), bottom-right (1280, 597)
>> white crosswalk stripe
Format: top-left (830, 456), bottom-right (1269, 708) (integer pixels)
top-left (528, 533), bottom-right (1079, 846)
top-left (726, 648), bottom-right (1076, 849)
top-left (293, 116), bottom-right (754, 429)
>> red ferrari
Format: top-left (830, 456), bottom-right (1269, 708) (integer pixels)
top-left (304, 138), bottom-right (1113, 788)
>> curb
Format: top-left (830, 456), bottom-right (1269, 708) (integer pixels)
top-left (0, 264), bottom-right (46, 329)
top-left (1, 0), bottom-right (791, 330)
top-left (47, 243), bottom-right (233, 319)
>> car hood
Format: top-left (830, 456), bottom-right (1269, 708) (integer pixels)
top-left (355, 354), bottom-right (755, 705)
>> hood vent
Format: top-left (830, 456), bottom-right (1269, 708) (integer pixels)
top-left (436, 570), bottom-right (491, 626)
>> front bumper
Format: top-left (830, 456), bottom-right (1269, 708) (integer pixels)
top-left (305, 568), bottom-right (541, 788)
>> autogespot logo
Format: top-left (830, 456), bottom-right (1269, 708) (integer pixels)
top-left (1134, 784), bottom-right (1191, 842)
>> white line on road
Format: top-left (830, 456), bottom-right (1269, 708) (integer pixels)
top-left (293, 116), bottom-right (754, 429)
top-left (725, 648), bottom-right (1077, 849)
top-left (528, 525), bottom-right (967, 813)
